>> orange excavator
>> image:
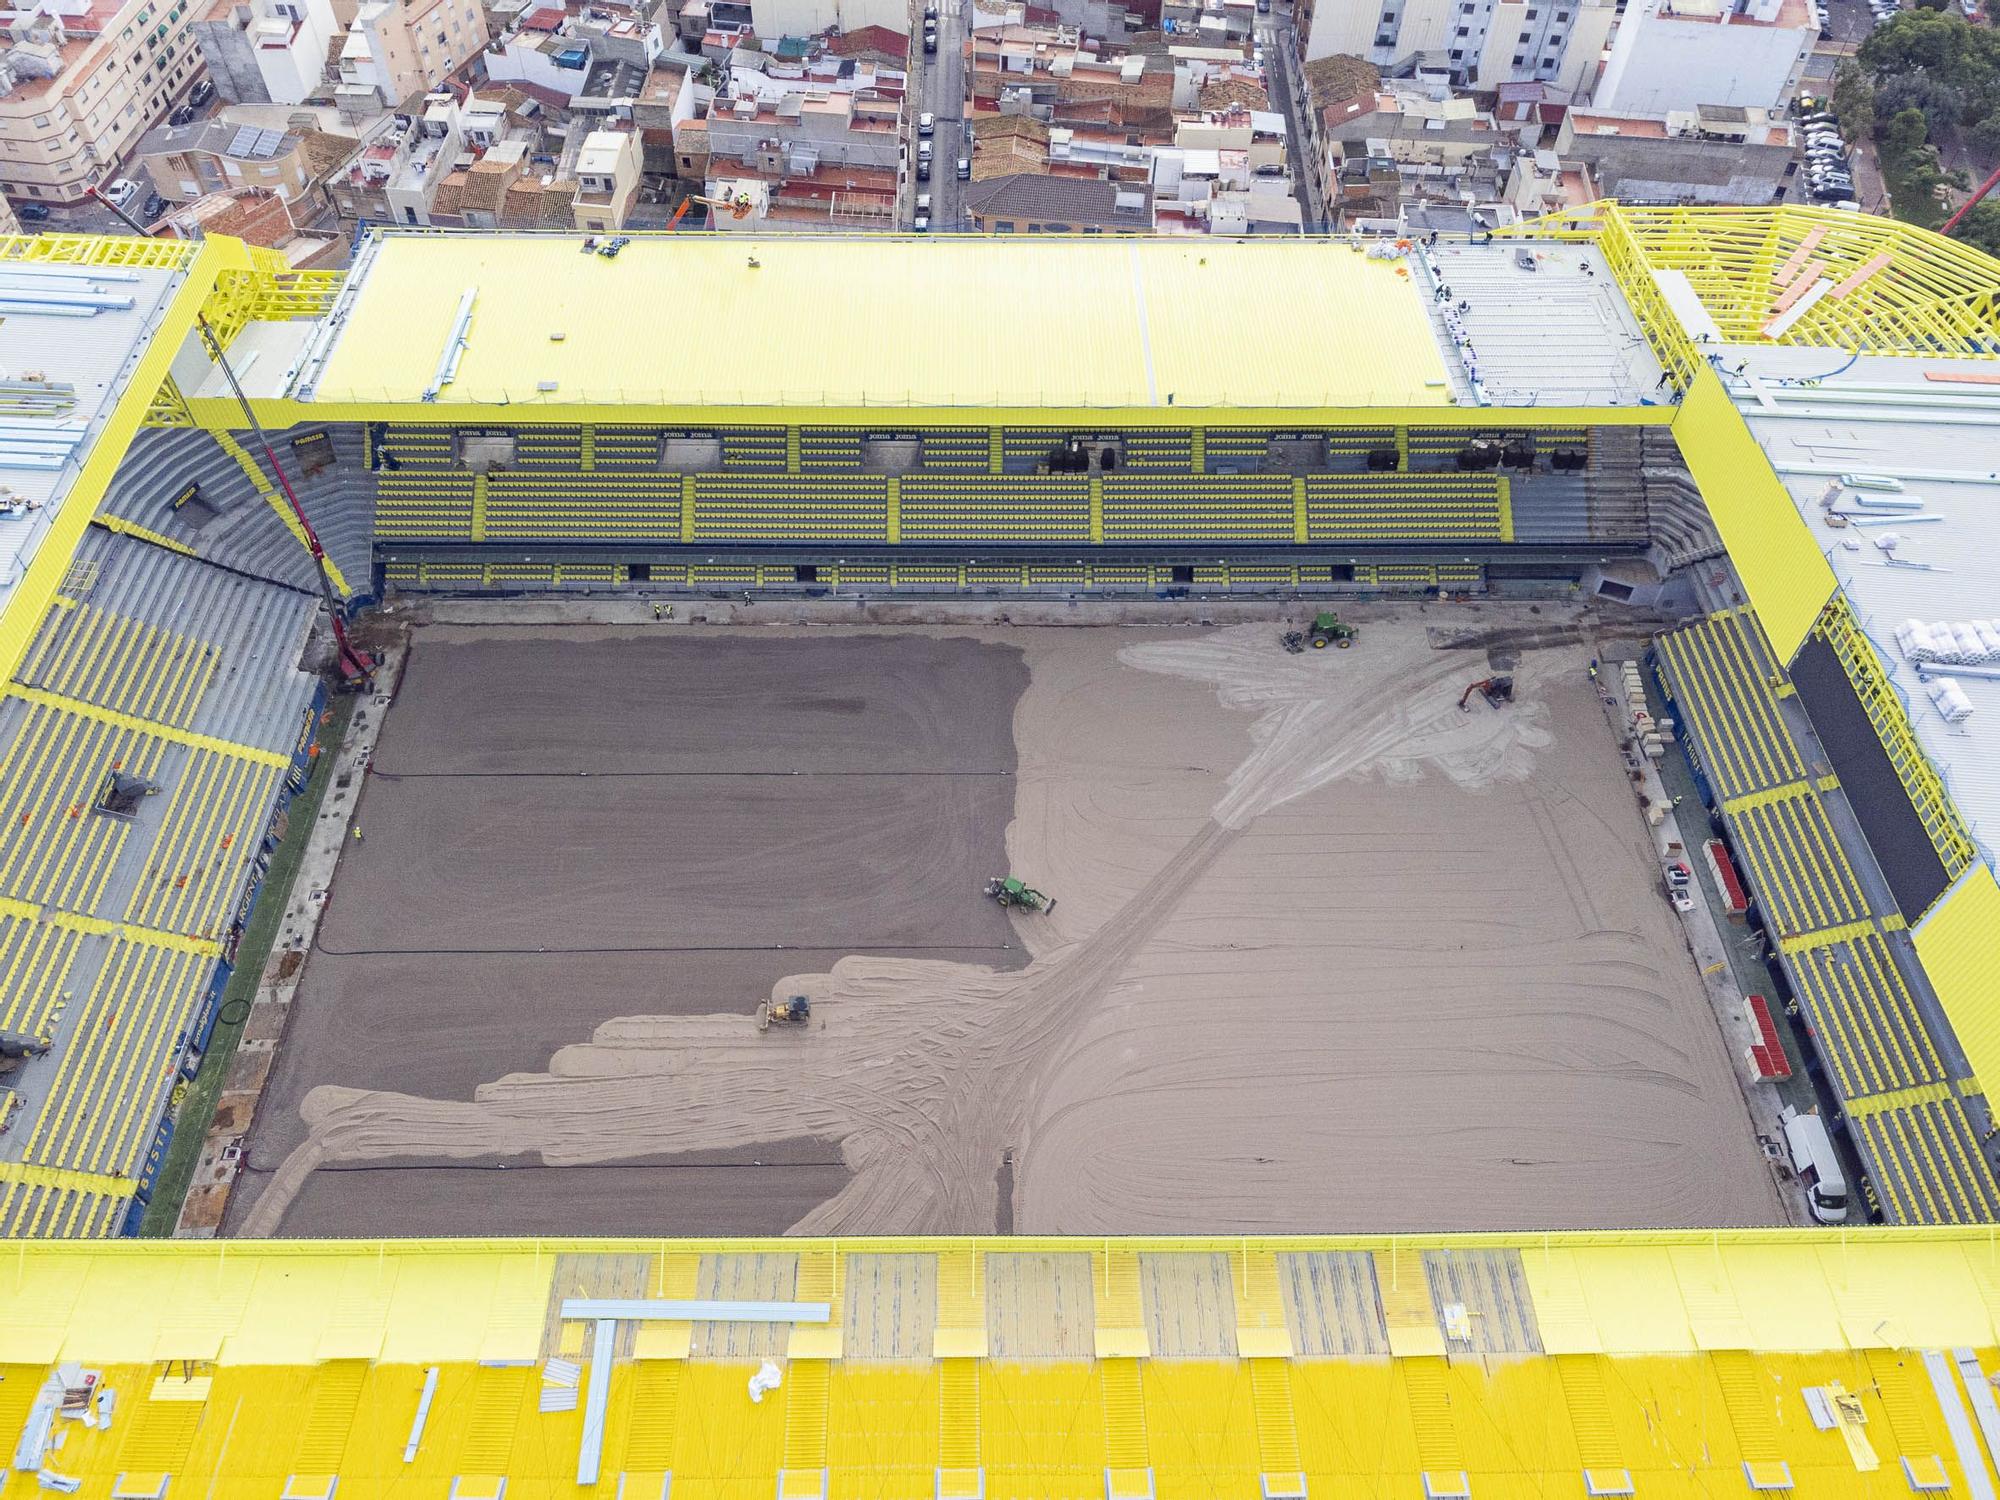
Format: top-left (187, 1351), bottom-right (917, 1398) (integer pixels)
top-left (1459, 676), bottom-right (1514, 711)
top-left (664, 189), bottom-right (757, 228)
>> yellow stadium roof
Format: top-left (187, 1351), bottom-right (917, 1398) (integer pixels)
top-left (11, 1233), bottom-right (2000, 1500)
top-left (303, 233), bottom-right (1461, 411)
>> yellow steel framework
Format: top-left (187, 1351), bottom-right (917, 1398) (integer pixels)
top-left (1517, 202), bottom-right (2000, 358)
top-left (0, 231), bottom-right (197, 272)
top-left (197, 250), bottom-right (345, 353)
top-left (1815, 596), bottom-right (1978, 893)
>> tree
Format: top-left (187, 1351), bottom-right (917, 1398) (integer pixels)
top-left (1969, 111), bottom-right (2000, 159)
top-left (1886, 103), bottom-right (1934, 154)
top-left (1946, 198), bottom-right (2000, 256)
top-left (1834, 60), bottom-right (1878, 142)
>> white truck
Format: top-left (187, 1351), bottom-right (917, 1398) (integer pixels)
top-left (1781, 1106), bottom-right (1849, 1223)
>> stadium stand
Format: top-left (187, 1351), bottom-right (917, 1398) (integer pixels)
top-left (0, 519), bottom-right (321, 1237)
top-left (1656, 607), bottom-right (2000, 1224)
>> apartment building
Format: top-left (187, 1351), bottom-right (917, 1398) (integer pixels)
top-left (747, 0), bottom-right (902, 43)
top-left (570, 123), bottom-right (635, 226)
top-left (1591, 0), bottom-right (1813, 115)
top-left (963, 170), bottom-right (1151, 230)
top-left (1299, 0), bottom-right (1613, 93)
top-left (135, 110), bottom-right (320, 198)
top-left (333, 0), bottom-right (485, 111)
top-left (191, 0), bottom-right (334, 103)
top-left (0, 0), bottom-right (207, 205)
top-left (325, 86), bottom-right (541, 220)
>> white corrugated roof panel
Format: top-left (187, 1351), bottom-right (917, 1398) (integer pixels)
top-left (1733, 345), bottom-right (2000, 869)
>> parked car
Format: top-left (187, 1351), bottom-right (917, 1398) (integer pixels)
top-left (955, 156), bottom-right (970, 179)
top-left (140, 191), bottom-right (165, 221)
top-left (922, 28), bottom-right (936, 50)
top-left (914, 213), bottom-right (930, 231)
top-left (169, 102), bottom-right (197, 126)
top-left (916, 158), bottom-right (931, 180)
top-left (189, 78), bottom-right (215, 107)
top-left (919, 111), bottom-right (934, 136)
top-left (101, 177), bottom-right (139, 208)
top-left (16, 202), bottom-right (50, 222)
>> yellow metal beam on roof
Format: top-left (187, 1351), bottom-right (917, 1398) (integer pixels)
top-left (1916, 864), bottom-right (2000, 1100)
top-left (1671, 368), bottom-right (1836, 658)
top-left (309, 233), bottom-right (1460, 411)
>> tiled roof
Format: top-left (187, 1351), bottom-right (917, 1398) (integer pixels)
top-left (962, 170), bottom-right (1152, 228)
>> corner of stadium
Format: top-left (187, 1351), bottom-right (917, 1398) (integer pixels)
top-left (2, 208), bottom-right (2000, 1499)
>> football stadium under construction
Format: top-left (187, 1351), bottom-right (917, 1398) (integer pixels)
top-left (0, 206), bottom-right (1998, 1496)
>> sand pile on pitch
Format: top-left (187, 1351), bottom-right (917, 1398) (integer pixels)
top-left (240, 620), bottom-right (1779, 1235)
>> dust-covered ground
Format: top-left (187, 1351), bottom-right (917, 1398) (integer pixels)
top-left (232, 615), bottom-right (1783, 1236)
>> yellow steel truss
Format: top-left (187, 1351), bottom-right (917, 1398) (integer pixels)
top-left (144, 372), bottom-right (194, 428)
top-left (1513, 201), bottom-right (2000, 360)
top-left (1815, 596), bottom-right (1978, 896)
top-left (0, 231), bottom-right (198, 271)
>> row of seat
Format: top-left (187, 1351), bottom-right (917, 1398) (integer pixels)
top-left (1789, 931), bottom-right (1942, 1099)
top-left (1122, 433), bottom-right (1195, 471)
top-left (374, 475), bottom-right (476, 539)
top-left (483, 476), bottom-right (682, 540)
top-left (798, 431), bottom-right (863, 471)
top-left (1730, 787), bottom-right (1871, 943)
top-left (721, 429), bottom-right (788, 470)
top-left (124, 750), bottom-right (277, 939)
top-left (14, 937), bottom-right (209, 1183)
top-left (382, 558), bottom-right (1490, 591)
top-left (1655, 613), bottom-right (1809, 800)
top-left (15, 602), bottom-right (218, 732)
top-left (0, 703), bottom-right (163, 914)
top-left (371, 425), bottom-right (458, 471)
top-left (0, 1179), bottom-right (127, 1239)
top-left (592, 428), bottom-right (668, 472)
top-left (1101, 477), bottom-right (1297, 544)
top-left (1853, 1094), bottom-right (2000, 1224)
top-left (0, 912), bottom-right (83, 1041)
top-left (1303, 477), bottom-right (1504, 541)
top-left (919, 431), bottom-right (992, 471)
top-left (901, 477), bottom-right (1091, 543)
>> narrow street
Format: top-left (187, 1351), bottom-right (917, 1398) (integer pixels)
top-left (905, 0), bottom-right (972, 228)
top-left (1257, 1), bottom-right (1328, 230)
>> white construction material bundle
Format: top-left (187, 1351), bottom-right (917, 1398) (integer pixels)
top-left (1927, 678), bottom-right (1976, 723)
top-left (1897, 619), bottom-right (2000, 667)
top-left (1848, 493), bottom-right (1927, 512)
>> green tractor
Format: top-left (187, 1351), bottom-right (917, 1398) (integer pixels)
top-left (1308, 612), bottom-right (1355, 649)
top-left (1283, 612), bottom-right (1356, 652)
top-left (985, 876), bottom-right (1057, 914)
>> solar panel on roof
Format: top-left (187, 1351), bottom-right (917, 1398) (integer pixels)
top-left (256, 128), bottom-right (287, 158)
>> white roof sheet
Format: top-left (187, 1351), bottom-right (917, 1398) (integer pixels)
top-left (1731, 345), bottom-right (2000, 869)
top-left (0, 262), bottom-right (184, 612)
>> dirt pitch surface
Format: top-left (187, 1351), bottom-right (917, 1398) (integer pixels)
top-left (233, 617), bottom-right (1782, 1237)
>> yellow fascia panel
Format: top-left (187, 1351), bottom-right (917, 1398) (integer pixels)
top-left (1915, 864), bottom-right (2000, 1095)
top-left (1820, 1241), bottom-right (1995, 1349)
top-left (1519, 1247), bottom-right (1602, 1354)
top-left (1671, 368), bottom-right (1836, 659)
top-left (1717, 1244), bottom-right (1846, 1353)
top-left (1566, 1249), bottom-right (1696, 1354)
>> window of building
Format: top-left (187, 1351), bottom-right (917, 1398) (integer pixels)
top-left (1374, 30), bottom-right (1393, 41)
top-left (1380, 8), bottom-right (1395, 18)
top-left (1518, 28), bottom-right (1530, 39)
top-left (1449, 44), bottom-right (1462, 54)
top-left (1456, 22), bottom-right (1468, 31)
top-left (1512, 50), bottom-right (1524, 61)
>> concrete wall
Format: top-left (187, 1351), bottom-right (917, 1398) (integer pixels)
top-left (748, 0), bottom-right (905, 38)
top-left (1567, 132), bottom-right (1792, 202)
top-left (194, 12), bottom-right (275, 104)
top-left (1593, 0), bottom-right (1810, 114)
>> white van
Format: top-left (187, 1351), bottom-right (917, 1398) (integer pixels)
top-left (1781, 1107), bottom-right (1849, 1223)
